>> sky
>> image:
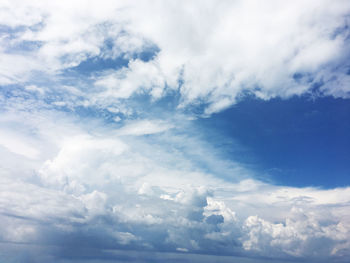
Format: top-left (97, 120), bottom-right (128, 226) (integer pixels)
top-left (0, 0), bottom-right (350, 262)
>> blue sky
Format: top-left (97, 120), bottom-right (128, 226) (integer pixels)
top-left (197, 95), bottom-right (350, 188)
top-left (0, 1), bottom-right (350, 262)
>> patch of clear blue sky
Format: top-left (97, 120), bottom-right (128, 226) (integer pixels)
top-left (66, 40), bottom-right (159, 75)
top-left (196, 94), bottom-right (350, 188)
top-left (0, 24), bottom-right (45, 53)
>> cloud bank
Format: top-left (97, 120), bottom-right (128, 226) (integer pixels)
top-left (0, 108), bottom-right (349, 262)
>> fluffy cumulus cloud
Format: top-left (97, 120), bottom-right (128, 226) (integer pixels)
top-left (1, 0), bottom-right (350, 113)
top-left (1, 0), bottom-right (350, 262)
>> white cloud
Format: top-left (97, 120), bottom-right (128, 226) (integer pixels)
top-left (119, 0), bottom-right (350, 112)
top-left (25, 85), bottom-right (45, 95)
top-left (1, 0), bottom-right (349, 113)
top-left (94, 59), bottom-right (165, 100)
top-left (0, 53), bottom-right (43, 85)
top-left (116, 119), bottom-right (173, 136)
top-left (0, 129), bottom-right (40, 159)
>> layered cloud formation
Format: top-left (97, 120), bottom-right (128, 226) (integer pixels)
top-left (1, 0), bottom-right (350, 262)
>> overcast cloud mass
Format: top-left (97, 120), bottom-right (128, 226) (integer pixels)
top-left (1, 0), bottom-right (350, 262)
